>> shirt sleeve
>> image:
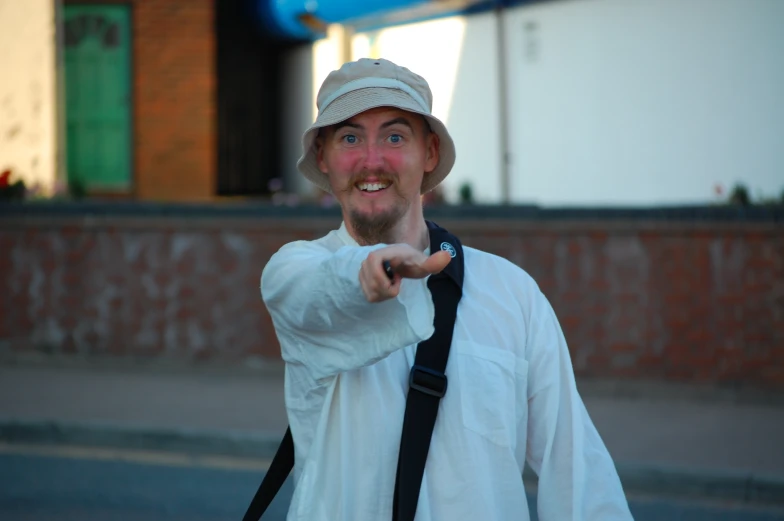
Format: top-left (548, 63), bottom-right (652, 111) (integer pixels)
top-left (524, 290), bottom-right (633, 521)
top-left (260, 240), bottom-right (435, 381)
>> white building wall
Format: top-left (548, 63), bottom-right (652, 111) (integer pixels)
top-left (0, 0), bottom-right (60, 194)
top-left (504, 0), bottom-right (784, 206)
top-left (283, 0), bottom-right (784, 206)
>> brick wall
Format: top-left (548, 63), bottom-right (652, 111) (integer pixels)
top-left (1, 207), bottom-right (782, 388)
top-left (132, 0), bottom-right (216, 200)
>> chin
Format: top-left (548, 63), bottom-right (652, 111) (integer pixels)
top-left (354, 199), bottom-right (396, 214)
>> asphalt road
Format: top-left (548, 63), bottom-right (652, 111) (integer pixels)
top-left (1, 448), bottom-right (783, 521)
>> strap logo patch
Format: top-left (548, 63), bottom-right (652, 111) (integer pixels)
top-left (440, 242), bottom-right (457, 258)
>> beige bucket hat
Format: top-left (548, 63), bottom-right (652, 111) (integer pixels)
top-left (297, 58), bottom-right (456, 194)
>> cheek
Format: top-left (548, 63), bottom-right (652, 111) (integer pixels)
top-left (385, 149), bottom-right (421, 173)
top-left (384, 154), bottom-right (406, 173)
top-left (388, 150), bottom-right (425, 185)
top-left (326, 150), bottom-right (363, 176)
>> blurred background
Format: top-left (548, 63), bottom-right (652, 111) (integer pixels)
top-left (1, 0), bottom-right (783, 519)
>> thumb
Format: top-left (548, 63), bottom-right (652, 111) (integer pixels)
top-left (422, 249), bottom-right (452, 274)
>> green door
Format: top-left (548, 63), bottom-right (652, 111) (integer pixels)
top-left (64, 5), bottom-right (131, 191)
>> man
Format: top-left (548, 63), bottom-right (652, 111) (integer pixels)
top-left (261, 58), bottom-right (632, 520)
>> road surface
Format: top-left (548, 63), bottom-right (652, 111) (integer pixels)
top-left (1, 445), bottom-right (782, 521)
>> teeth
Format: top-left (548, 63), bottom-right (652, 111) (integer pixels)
top-left (357, 182), bottom-right (389, 192)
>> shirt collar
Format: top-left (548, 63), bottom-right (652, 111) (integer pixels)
top-left (336, 222), bottom-right (358, 247)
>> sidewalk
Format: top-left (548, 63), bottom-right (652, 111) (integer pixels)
top-left (1, 360), bottom-right (783, 505)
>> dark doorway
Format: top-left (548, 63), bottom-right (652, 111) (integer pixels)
top-left (215, 0), bottom-right (306, 196)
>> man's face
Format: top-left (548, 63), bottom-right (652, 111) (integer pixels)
top-left (317, 106), bottom-right (439, 244)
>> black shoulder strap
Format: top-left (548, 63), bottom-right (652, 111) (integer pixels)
top-left (242, 220), bottom-right (464, 521)
top-left (393, 220), bottom-right (464, 521)
top-left (241, 426), bottom-right (293, 521)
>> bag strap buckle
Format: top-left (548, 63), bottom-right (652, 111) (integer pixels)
top-left (409, 365), bottom-right (448, 398)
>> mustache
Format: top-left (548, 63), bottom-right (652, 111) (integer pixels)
top-left (350, 170), bottom-right (397, 186)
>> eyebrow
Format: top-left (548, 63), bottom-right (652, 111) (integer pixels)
top-left (332, 121), bottom-right (362, 133)
top-left (380, 117), bottom-right (415, 132)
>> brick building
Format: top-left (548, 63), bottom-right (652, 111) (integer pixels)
top-left (68, 0), bottom-right (307, 201)
top-left (2, 0), bottom-right (302, 201)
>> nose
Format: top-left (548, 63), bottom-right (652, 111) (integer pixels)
top-left (362, 141), bottom-right (385, 171)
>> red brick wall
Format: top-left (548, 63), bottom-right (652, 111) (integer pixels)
top-left (132, 0), bottom-right (216, 200)
top-left (1, 214), bottom-right (782, 388)
top-left (64, 0), bottom-right (217, 200)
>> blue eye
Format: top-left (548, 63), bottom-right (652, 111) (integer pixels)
top-left (343, 135), bottom-right (357, 144)
top-left (389, 134), bottom-right (402, 144)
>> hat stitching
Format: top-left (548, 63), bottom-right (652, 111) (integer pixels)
top-left (319, 77), bottom-right (429, 115)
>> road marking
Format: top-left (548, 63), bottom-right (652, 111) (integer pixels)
top-left (0, 442), bottom-right (272, 471)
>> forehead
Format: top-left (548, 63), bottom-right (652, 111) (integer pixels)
top-left (338, 106), bottom-right (419, 127)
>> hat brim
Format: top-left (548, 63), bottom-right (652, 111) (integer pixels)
top-left (296, 87), bottom-right (456, 194)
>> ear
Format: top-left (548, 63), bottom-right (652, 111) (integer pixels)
top-left (423, 131), bottom-right (440, 174)
top-left (316, 134), bottom-right (328, 174)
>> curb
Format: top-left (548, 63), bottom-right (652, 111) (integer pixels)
top-left (601, 464), bottom-right (784, 506)
top-left (0, 418), bottom-right (283, 459)
top-left (522, 464), bottom-right (784, 507)
top-left (2, 419), bottom-right (783, 507)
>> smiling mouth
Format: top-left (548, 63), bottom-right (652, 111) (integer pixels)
top-left (356, 181), bottom-right (391, 193)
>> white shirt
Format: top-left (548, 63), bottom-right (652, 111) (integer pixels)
top-left (260, 223), bottom-right (633, 521)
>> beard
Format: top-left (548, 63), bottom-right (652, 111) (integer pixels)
top-left (349, 203), bottom-right (408, 245)
top-left (343, 170), bottom-right (409, 245)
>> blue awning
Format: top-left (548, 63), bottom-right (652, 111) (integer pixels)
top-left (256, 0), bottom-right (500, 40)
